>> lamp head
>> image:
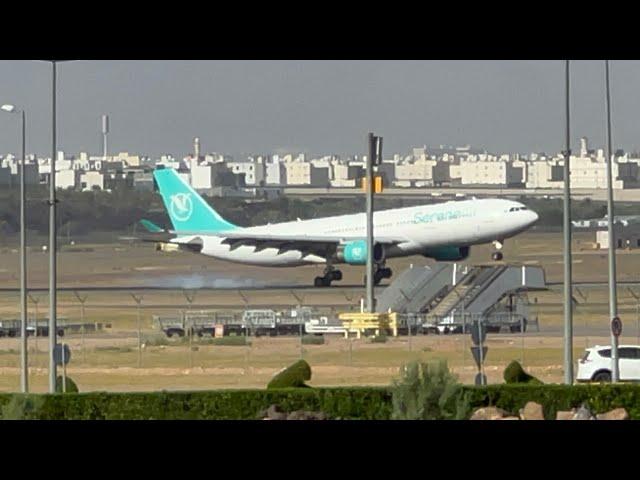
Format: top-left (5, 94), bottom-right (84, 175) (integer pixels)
top-left (1, 104), bottom-right (16, 113)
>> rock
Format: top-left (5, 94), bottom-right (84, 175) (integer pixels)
top-left (265, 405), bottom-right (287, 421)
top-left (572, 404), bottom-right (596, 420)
top-left (286, 410), bottom-right (327, 420)
top-left (470, 407), bottom-right (509, 420)
top-left (556, 410), bottom-right (576, 420)
top-left (519, 401), bottom-right (545, 420)
top-left (596, 408), bottom-right (629, 420)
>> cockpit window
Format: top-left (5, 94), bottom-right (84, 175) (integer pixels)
top-left (508, 206), bottom-right (528, 212)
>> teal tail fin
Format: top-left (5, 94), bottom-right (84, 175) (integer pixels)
top-left (139, 219), bottom-right (164, 233)
top-left (153, 168), bottom-right (237, 233)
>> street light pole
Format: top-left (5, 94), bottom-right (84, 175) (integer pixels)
top-left (366, 133), bottom-right (375, 313)
top-left (1, 104), bottom-right (29, 393)
top-left (48, 60), bottom-right (58, 393)
top-left (20, 109), bottom-right (27, 393)
top-left (604, 60), bottom-right (619, 382)
top-left (563, 60), bottom-right (574, 385)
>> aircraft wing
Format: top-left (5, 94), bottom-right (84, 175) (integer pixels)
top-left (169, 230), bottom-right (410, 255)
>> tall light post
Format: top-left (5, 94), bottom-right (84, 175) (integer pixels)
top-left (1, 104), bottom-right (28, 393)
top-left (604, 60), bottom-right (620, 382)
top-left (48, 60), bottom-right (58, 392)
top-left (563, 60), bottom-right (574, 385)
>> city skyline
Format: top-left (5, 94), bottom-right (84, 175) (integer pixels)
top-left (1, 60), bottom-right (640, 158)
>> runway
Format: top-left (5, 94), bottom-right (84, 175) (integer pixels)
top-left (0, 283), bottom-right (383, 293)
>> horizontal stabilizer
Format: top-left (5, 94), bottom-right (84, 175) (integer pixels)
top-left (140, 219), bottom-right (165, 233)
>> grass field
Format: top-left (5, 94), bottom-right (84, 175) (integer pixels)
top-left (0, 230), bottom-right (637, 392)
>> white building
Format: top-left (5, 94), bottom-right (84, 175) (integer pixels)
top-left (266, 156), bottom-right (286, 185)
top-left (80, 171), bottom-right (104, 191)
top-left (228, 158), bottom-right (266, 186)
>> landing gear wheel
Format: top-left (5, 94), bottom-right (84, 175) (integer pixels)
top-left (331, 270), bottom-right (343, 281)
top-left (380, 267), bottom-right (392, 279)
top-left (492, 252), bottom-right (503, 261)
top-left (314, 276), bottom-right (332, 287)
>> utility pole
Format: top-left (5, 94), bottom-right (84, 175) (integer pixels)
top-left (563, 60), bottom-right (574, 385)
top-left (365, 133), bottom-right (382, 313)
top-left (604, 60), bottom-right (620, 382)
top-left (1, 104), bottom-right (29, 392)
top-left (48, 60), bottom-right (58, 393)
top-left (19, 109), bottom-right (27, 393)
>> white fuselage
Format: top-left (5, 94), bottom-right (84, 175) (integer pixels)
top-left (171, 198), bottom-right (538, 267)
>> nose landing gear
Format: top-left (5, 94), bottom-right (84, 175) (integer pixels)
top-left (491, 240), bottom-right (504, 261)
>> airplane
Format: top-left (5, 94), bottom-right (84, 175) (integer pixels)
top-left (148, 167), bottom-right (539, 287)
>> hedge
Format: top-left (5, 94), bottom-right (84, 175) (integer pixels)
top-left (0, 388), bottom-right (393, 420)
top-left (463, 384), bottom-right (640, 420)
top-left (1, 384), bottom-right (640, 419)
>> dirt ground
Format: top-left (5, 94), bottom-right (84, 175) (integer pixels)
top-left (0, 230), bottom-right (637, 393)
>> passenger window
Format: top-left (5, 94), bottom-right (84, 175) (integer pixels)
top-left (619, 348), bottom-right (639, 359)
top-left (599, 349), bottom-right (612, 358)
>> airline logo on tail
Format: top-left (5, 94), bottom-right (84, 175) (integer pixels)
top-left (170, 193), bottom-right (193, 221)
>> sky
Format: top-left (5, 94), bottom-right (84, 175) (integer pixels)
top-left (0, 60), bottom-right (638, 159)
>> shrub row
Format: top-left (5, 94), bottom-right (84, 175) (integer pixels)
top-left (464, 384), bottom-right (640, 420)
top-left (2, 384), bottom-right (640, 420)
top-left (0, 387), bottom-right (393, 420)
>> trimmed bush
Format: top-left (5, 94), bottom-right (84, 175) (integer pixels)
top-left (0, 388), bottom-right (393, 420)
top-left (141, 333), bottom-right (170, 347)
top-left (370, 335), bottom-right (388, 344)
top-left (391, 360), bottom-right (470, 420)
top-left (56, 376), bottom-right (79, 393)
top-left (210, 336), bottom-right (251, 346)
top-left (301, 335), bottom-right (325, 345)
top-left (0, 384), bottom-right (638, 419)
top-left (1, 394), bottom-right (46, 420)
top-left (503, 360), bottom-right (543, 385)
top-left (267, 360), bottom-right (312, 389)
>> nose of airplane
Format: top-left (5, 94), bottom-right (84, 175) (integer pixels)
top-left (528, 210), bottom-right (539, 226)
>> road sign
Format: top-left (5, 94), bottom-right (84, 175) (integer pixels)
top-left (470, 346), bottom-right (489, 369)
top-left (474, 373), bottom-right (487, 386)
top-left (470, 321), bottom-right (486, 345)
top-left (611, 316), bottom-right (622, 337)
top-left (53, 343), bottom-right (71, 366)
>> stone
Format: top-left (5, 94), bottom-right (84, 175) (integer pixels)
top-left (265, 405), bottom-right (287, 420)
top-left (596, 408), bottom-right (629, 420)
top-left (470, 406), bottom-right (509, 420)
top-left (286, 410), bottom-right (328, 420)
top-left (556, 410), bottom-right (576, 420)
top-left (519, 401), bottom-right (545, 420)
top-left (572, 404), bottom-right (596, 420)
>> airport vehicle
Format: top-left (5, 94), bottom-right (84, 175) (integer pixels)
top-left (149, 167), bottom-right (538, 287)
top-left (576, 345), bottom-right (640, 382)
top-left (304, 317), bottom-right (347, 335)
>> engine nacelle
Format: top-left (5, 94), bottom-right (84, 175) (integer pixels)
top-left (336, 240), bottom-right (385, 265)
top-left (423, 246), bottom-right (470, 261)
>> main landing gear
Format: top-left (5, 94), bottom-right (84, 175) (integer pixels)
top-left (491, 240), bottom-right (504, 261)
top-left (314, 266), bottom-right (343, 287)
